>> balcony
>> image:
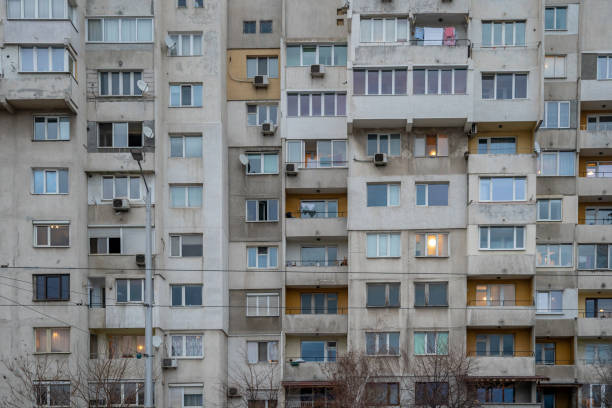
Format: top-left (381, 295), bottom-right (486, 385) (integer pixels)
top-left (575, 224), bottom-right (612, 243)
top-left (89, 304), bottom-right (146, 329)
top-left (577, 317), bottom-right (612, 337)
top-left (285, 264), bottom-right (348, 286)
top-left (3, 19), bottom-right (77, 44)
top-left (283, 361), bottom-right (331, 383)
top-left (285, 167), bottom-right (348, 192)
top-left (286, 117), bottom-right (347, 140)
top-left (577, 176), bottom-right (612, 200)
top-left (581, 80), bottom-right (612, 105)
top-left (468, 254), bottom-right (535, 276)
top-left (469, 356), bottom-right (535, 377)
top-left (536, 364), bottom-right (576, 381)
top-left (283, 314), bottom-right (348, 335)
top-left (0, 73), bottom-right (77, 112)
top-left (285, 217), bottom-right (347, 238)
top-left (469, 203), bottom-right (536, 225)
top-left (579, 130), bottom-right (612, 155)
top-left (467, 306), bottom-right (535, 327)
top-left (350, 95), bottom-right (409, 128)
top-left (468, 154), bottom-right (536, 175)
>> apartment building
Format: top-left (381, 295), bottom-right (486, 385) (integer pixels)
top-left (1, 0), bottom-right (612, 407)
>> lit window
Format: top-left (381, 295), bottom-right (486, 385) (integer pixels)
top-left (475, 284), bottom-right (515, 306)
top-left (536, 245), bottom-right (573, 267)
top-left (415, 233), bottom-right (448, 257)
top-left (34, 223), bottom-right (69, 247)
top-left (35, 327), bottom-right (70, 353)
top-left (414, 134), bottom-right (448, 157)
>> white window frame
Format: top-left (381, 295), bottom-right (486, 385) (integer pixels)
top-left (286, 140), bottom-right (348, 168)
top-left (474, 284), bottom-right (516, 306)
top-left (102, 176), bottom-right (141, 200)
top-left (247, 246), bottom-right (278, 269)
top-left (7, 0), bottom-right (74, 20)
top-left (246, 153), bottom-right (279, 174)
top-left (33, 381), bottom-right (71, 407)
top-left (414, 331), bottom-right (449, 356)
top-left (536, 244), bottom-right (573, 267)
top-left (536, 290), bottom-right (563, 314)
top-left (33, 221), bottom-right (70, 247)
top-left (169, 135), bottom-right (203, 158)
top-left (414, 134), bottom-right (449, 157)
top-left (168, 384), bottom-right (204, 408)
top-left (366, 283), bottom-right (400, 308)
top-left (479, 177), bottom-right (526, 202)
top-left (586, 114), bottom-right (612, 131)
top-left (415, 232), bottom-right (449, 257)
top-left (169, 84), bottom-right (203, 107)
top-left (299, 200), bottom-right (339, 218)
top-left (578, 244), bottom-right (612, 270)
top-left (34, 327), bottom-right (70, 353)
top-left (366, 233), bottom-right (401, 258)
top-left (360, 17), bottom-right (409, 43)
top-left (115, 279), bottom-right (144, 303)
top-left (247, 341), bottom-right (279, 364)
top-left (415, 183), bottom-right (449, 206)
top-left (365, 332), bottom-right (400, 356)
top-left (97, 122), bottom-right (144, 148)
top-left (169, 234), bottom-right (203, 257)
top-left (170, 284), bottom-right (203, 307)
top-left (168, 32), bottom-right (203, 56)
top-left (481, 21), bottom-right (526, 47)
top-left (481, 73), bottom-right (528, 99)
top-left (246, 56), bottom-right (279, 78)
top-left (19, 45), bottom-right (72, 73)
top-left (479, 226), bottom-right (525, 250)
top-left (246, 293), bottom-right (280, 317)
top-left (170, 334), bottom-right (204, 359)
top-left (545, 7), bottom-right (567, 31)
top-left (537, 199), bottom-right (562, 221)
top-left (245, 199), bottom-right (279, 222)
top-left (169, 185), bottom-right (203, 208)
top-left (538, 151), bottom-right (576, 176)
top-left (583, 384), bottom-right (610, 408)
top-left (413, 68), bottom-right (467, 95)
top-left (367, 183), bottom-right (400, 207)
top-left (286, 92), bottom-right (347, 116)
top-left (98, 71), bottom-right (143, 96)
top-left (543, 101), bottom-right (570, 129)
top-left (366, 134), bottom-right (401, 156)
top-left (86, 17), bottom-right (154, 43)
top-left (286, 44), bottom-right (348, 66)
top-left (353, 69), bottom-right (408, 95)
top-left (585, 207), bottom-right (612, 225)
top-left (33, 168), bottom-right (69, 194)
top-left (544, 55), bottom-right (566, 79)
top-left (33, 116), bottom-right (70, 141)
top-left (584, 345), bottom-right (611, 365)
top-left (597, 56), bottom-right (612, 80)
top-left (414, 282), bottom-right (448, 306)
top-left (247, 104), bottom-right (278, 126)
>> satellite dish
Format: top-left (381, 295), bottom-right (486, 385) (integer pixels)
top-left (239, 154), bottom-right (249, 166)
top-left (534, 141), bottom-right (541, 155)
top-left (152, 335), bottom-right (162, 349)
top-left (143, 126), bottom-right (154, 139)
top-left (137, 80), bottom-right (149, 93)
top-left (165, 35), bottom-right (176, 49)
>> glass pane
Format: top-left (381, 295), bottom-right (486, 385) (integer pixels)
top-left (414, 333), bottom-right (425, 355)
top-left (367, 184), bottom-right (387, 207)
top-left (318, 46), bottom-right (332, 65)
top-left (136, 19), bottom-right (153, 42)
top-left (429, 283), bottom-right (447, 306)
top-left (492, 178), bottom-right (513, 201)
top-left (384, 18), bottom-right (395, 42)
top-left (37, 47), bottom-right (49, 71)
top-left (300, 94), bottom-right (309, 116)
top-left (427, 70), bottom-right (438, 94)
top-left (496, 74), bottom-right (513, 99)
top-left (381, 70), bottom-right (393, 94)
top-left (390, 234), bottom-right (400, 257)
top-left (170, 187), bottom-right (185, 207)
top-left (413, 70), bottom-right (425, 94)
top-left (122, 19), bottom-right (136, 42)
top-left (556, 8), bottom-right (567, 30)
top-left (334, 45), bottom-right (347, 65)
top-left (185, 136), bottom-right (202, 158)
top-left (311, 94), bottom-right (321, 116)
top-left (188, 186), bottom-right (202, 207)
top-left (333, 140), bottom-right (346, 166)
top-left (479, 178), bottom-right (490, 201)
top-left (366, 234), bottom-right (377, 257)
top-left (441, 70), bottom-right (452, 94)
top-left (368, 284), bottom-right (385, 307)
top-left (545, 8), bottom-right (555, 29)
top-left (559, 151), bottom-right (575, 176)
top-left (482, 75), bottom-right (495, 99)
top-left (51, 47), bottom-right (64, 71)
top-left (268, 57), bottom-right (278, 78)
top-left (428, 184), bottom-right (448, 206)
top-left (181, 85), bottom-right (192, 106)
top-left (246, 58), bottom-right (257, 78)
top-left (493, 23), bottom-right (502, 45)
top-left (361, 19), bottom-right (371, 42)
top-left (46, 171), bottom-right (57, 193)
top-left (354, 70), bottom-right (366, 95)
top-left (286, 46), bottom-right (300, 66)
top-left (416, 184), bottom-right (426, 206)
top-left (367, 70), bottom-right (379, 95)
top-left (171, 286), bottom-right (182, 306)
top-left (170, 137), bottom-right (183, 157)
top-left (388, 284), bottom-right (399, 306)
top-left (263, 154), bottom-right (278, 173)
top-left (504, 22), bottom-right (514, 45)
top-left (514, 74), bottom-right (527, 98)
top-left (482, 22), bottom-right (492, 46)
top-left (192, 35), bottom-right (202, 55)
top-left (372, 19), bottom-right (383, 42)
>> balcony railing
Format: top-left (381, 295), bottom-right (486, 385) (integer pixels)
top-left (579, 217), bottom-right (612, 225)
top-left (409, 38), bottom-right (471, 47)
top-left (467, 350), bottom-right (534, 357)
top-left (579, 311), bottom-right (612, 318)
top-left (285, 401), bottom-right (333, 408)
top-left (286, 259), bottom-right (348, 267)
top-left (285, 308), bottom-right (348, 314)
top-left (288, 160), bottom-right (348, 169)
top-left (467, 299), bottom-right (534, 307)
top-left (580, 171), bottom-right (612, 178)
top-left (286, 211), bottom-right (346, 219)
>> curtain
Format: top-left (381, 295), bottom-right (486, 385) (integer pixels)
top-left (186, 335), bottom-right (202, 357)
top-left (51, 328), bottom-right (70, 352)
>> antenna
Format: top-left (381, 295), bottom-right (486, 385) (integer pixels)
top-left (165, 35), bottom-right (176, 49)
top-left (137, 80), bottom-right (149, 93)
top-left (239, 154), bottom-right (249, 166)
top-left (152, 336), bottom-right (162, 349)
top-left (143, 126), bottom-right (154, 139)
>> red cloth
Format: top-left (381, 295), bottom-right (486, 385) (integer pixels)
top-left (444, 27), bottom-right (456, 45)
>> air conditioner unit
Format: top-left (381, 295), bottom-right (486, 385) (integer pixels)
top-left (112, 198), bottom-right (130, 211)
top-left (286, 163), bottom-right (298, 176)
top-left (261, 122), bottom-right (276, 135)
top-left (253, 75), bottom-right (269, 87)
top-left (135, 254), bottom-right (145, 267)
top-left (227, 387), bottom-right (241, 398)
top-left (310, 64), bottom-right (325, 77)
top-left (374, 153), bottom-right (388, 166)
top-left (162, 358), bottom-right (177, 369)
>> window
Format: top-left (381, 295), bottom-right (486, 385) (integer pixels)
top-left (353, 69), bottom-right (407, 95)
top-left (301, 341), bottom-right (336, 362)
top-left (170, 234), bottom-right (203, 257)
top-left (89, 227), bottom-right (150, 255)
top-left (247, 247), bottom-right (278, 269)
top-left (33, 382), bottom-right (70, 407)
top-left (482, 73), bottom-right (527, 99)
top-left (246, 153), bottom-right (278, 174)
top-left (477, 384), bottom-right (515, 403)
top-left (35, 327), bottom-right (69, 353)
top-left (414, 282), bottom-right (448, 307)
top-left (536, 291), bottom-right (563, 313)
top-left (247, 104), bottom-right (278, 126)
top-left (301, 293), bottom-right (338, 314)
top-left (168, 33), bottom-right (202, 56)
top-left (415, 382), bottom-right (449, 406)
top-left (537, 199), bottom-right (562, 221)
top-left (107, 335), bottom-right (145, 358)
top-left (259, 20), bottom-right (272, 33)
top-left (247, 56), bottom-right (278, 78)
top-left (86, 18), bottom-right (153, 42)
top-left (171, 285), bottom-right (202, 306)
top-left (475, 334), bottom-right (514, 356)
top-left (545, 56), bottom-right (566, 79)
top-left (582, 384), bottom-right (610, 408)
top-left (367, 134), bottom-right (400, 156)
top-left (34, 275), bottom-right (69, 300)
top-left (367, 283), bottom-right (400, 307)
top-left (102, 176), bottom-right (141, 200)
top-left (415, 233), bottom-right (448, 257)
top-left (170, 135), bottom-right (202, 158)
top-left (34, 117), bottom-right (70, 141)
top-left (543, 101), bottom-right (570, 128)
top-left (19, 46), bottom-right (76, 76)
top-left (586, 161), bottom-right (612, 178)
top-left (177, 0), bottom-right (186, 6)
top-left (286, 140), bottom-right (347, 168)
top-left (246, 199), bottom-right (279, 222)
top-left (597, 56), bottom-right (612, 80)
top-left (89, 232), bottom-right (121, 255)
top-left (194, 0), bottom-right (203, 7)
top-left (286, 44), bottom-right (347, 66)
top-left (584, 344), bottom-right (611, 364)
top-left (477, 137), bottom-right (516, 154)
top-left (538, 151), bottom-right (575, 176)
top-left (367, 184), bottom-right (400, 207)
top-left (98, 122), bottom-right (143, 148)
top-left (248, 400), bottom-right (277, 408)
top-left (8, 0), bottom-right (75, 20)
top-left (89, 382), bottom-right (145, 406)
top-left (416, 183), bottom-right (448, 206)
top-left (366, 332), bottom-right (399, 355)
top-left (286, 92), bottom-right (346, 116)
top-left (585, 208), bottom-right (612, 225)
top-left (413, 68), bottom-right (467, 95)
top-left (170, 84), bottom-right (203, 107)
top-left (300, 201), bottom-right (339, 219)
top-left (475, 284), bottom-right (516, 306)
top-left (116, 279), bottom-right (144, 303)
top-left (479, 226), bottom-right (525, 250)
top-left (169, 385), bottom-right (204, 408)
top-left (360, 17), bottom-right (408, 42)
top-left (170, 185), bottom-right (202, 208)
top-left (367, 233), bottom-right (400, 257)
top-left (414, 332), bottom-right (448, 355)
top-left (33, 169), bottom-right (68, 194)
top-left (299, 246), bottom-right (338, 267)
top-left (479, 177), bottom-right (526, 202)
top-left (414, 134), bottom-right (448, 157)
top-left (34, 223), bottom-right (69, 247)
top-left (587, 115), bottom-right (612, 131)
top-left (247, 341), bottom-right (279, 363)
top-left (243, 21), bottom-right (256, 34)
top-left (99, 71), bottom-right (143, 96)
top-left (536, 343), bottom-right (556, 365)
top-left (586, 298), bottom-right (612, 318)
top-left (171, 334), bottom-right (203, 358)
top-left (366, 383), bottom-right (400, 406)
top-left (481, 21), bottom-right (526, 47)
top-left (246, 293), bottom-right (279, 316)
top-left (537, 245), bottom-right (572, 267)
top-left (545, 7), bottom-right (567, 31)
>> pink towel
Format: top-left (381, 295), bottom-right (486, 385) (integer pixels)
top-left (444, 27), bottom-right (456, 46)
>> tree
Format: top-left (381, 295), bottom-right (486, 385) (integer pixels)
top-left (227, 346), bottom-right (281, 407)
top-left (591, 359), bottom-right (612, 407)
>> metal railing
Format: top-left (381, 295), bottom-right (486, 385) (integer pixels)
top-left (579, 217), bottom-right (612, 225)
top-left (286, 211), bottom-right (346, 219)
top-left (578, 311), bottom-right (612, 318)
top-left (287, 160), bottom-right (348, 169)
top-left (579, 170), bottom-right (612, 178)
top-left (285, 259), bottom-right (348, 267)
top-left (467, 299), bottom-right (534, 307)
top-left (284, 307), bottom-right (348, 314)
top-left (409, 38), bottom-right (471, 47)
top-left (467, 350), bottom-right (534, 358)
